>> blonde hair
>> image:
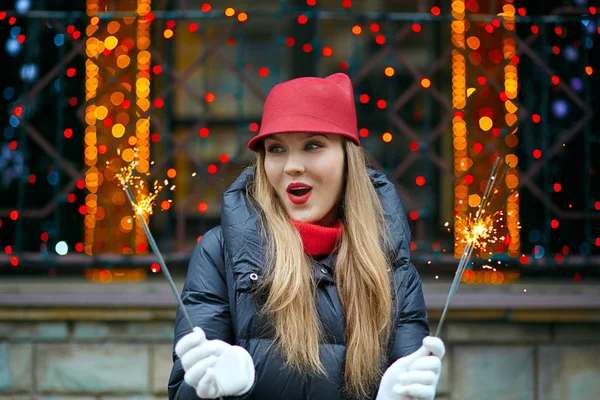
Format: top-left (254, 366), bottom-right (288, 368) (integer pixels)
top-left (246, 138), bottom-right (394, 398)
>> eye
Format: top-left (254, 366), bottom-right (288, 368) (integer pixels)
top-left (267, 145), bottom-right (284, 154)
top-left (305, 142), bottom-right (322, 150)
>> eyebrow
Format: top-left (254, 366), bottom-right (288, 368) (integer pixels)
top-left (267, 134), bottom-right (328, 142)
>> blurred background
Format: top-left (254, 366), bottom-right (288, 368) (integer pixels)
top-left (0, 0), bottom-right (599, 399)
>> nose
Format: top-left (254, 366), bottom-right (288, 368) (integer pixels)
top-left (283, 154), bottom-right (306, 176)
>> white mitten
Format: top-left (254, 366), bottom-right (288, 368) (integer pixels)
top-left (376, 336), bottom-right (445, 400)
top-left (175, 327), bottom-right (255, 399)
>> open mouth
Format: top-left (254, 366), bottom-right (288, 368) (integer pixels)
top-left (289, 188), bottom-right (312, 197)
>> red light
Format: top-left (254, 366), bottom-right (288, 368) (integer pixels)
top-left (5, 246), bottom-right (12, 255)
top-left (376, 100), bottom-right (386, 109)
top-left (551, 219), bottom-right (559, 229)
top-left (554, 27), bottom-right (562, 36)
top-left (9, 141), bottom-right (17, 150)
top-left (519, 255), bottom-right (529, 264)
top-left (67, 194), bottom-right (76, 203)
top-left (151, 263), bottom-right (161, 273)
top-left (409, 142), bottom-right (419, 152)
top-left (517, 7), bottom-right (526, 16)
top-left (75, 243), bottom-right (84, 252)
top-left (551, 76), bottom-right (560, 85)
top-left (302, 44), bottom-right (312, 53)
top-left (511, 56), bottom-right (520, 65)
top-left (533, 149), bottom-right (542, 159)
top-left (205, 93), bottom-right (215, 102)
top-left (409, 211), bottom-right (419, 220)
top-left (590, 6), bottom-right (597, 14)
top-left (249, 122), bottom-right (259, 132)
top-left (160, 200), bottom-right (171, 211)
top-left (121, 99), bottom-right (131, 109)
top-left (219, 154), bottom-right (230, 163)
top-left (151, 133), bottom-right (160, 142)
top-left (359, 94), bottom-right (370, 103)
top-left (552, 46), bottom-right (560, 55)
top-left (28, 174), bottom-right (36, 184)
top-left (69, 97), bottom-right (78, 106)
top-left (103, 118), bottom-right (113, 127)
top-left (67, 68), bottom-right (76, 77)
top-left (499, 92), bottom-right (508, 101)
top-left (431, 6), bottom-right (440, 15)
top-left (208, 164), bottom-right (218, 174)
top-left (375, 35), bottom-right (385, 45)
top-left (339, 61), bottom-right (349, 70)
top-left (188, 23), bottom-right (198, 33)
top-left (562, 246), bottom-right (570, 255)
top-left (152, 65), bottom-right (162, 74)
top-left (199, 128), bottom-right (210, 138)
top-left (473, 142), bottom-right (483, 152)
top-left (532, 114), bottom-right (541, 123)
top-left (10, 257), bottom-right (18, 267)
top-left (415, 176), bottom-right (426, 186)
top-left (477, 76), bottom-right (486, 85)
top-left (201, 3), bottom-right (211, 12)
top-left (322, 47), bottom-right (333, 56)
top-left (259, 67), bottom-right (269, 77)
top-left (298, 15), bottom-right (308, 24)
top-left (198, 202), bottom-right (209, 212)
top-left (485, 25), bottom-right (494, 34)
top-left (370, 23), bottom-right (380, 32)
top-left (137, 242), bottom-right (147, 252)
top-left (78, 205), bottom-right (87, 215)
top-left (553, 183), bottom-right (562, 192)
top-left (555, 253), bottom-right (564, 263)
top-left (285, 37), bottom-right (295, 47)
top-left (342, 0), bottom-right (352, 8)
top-left (9, 211), bottom-right (18, 221)
top-left (411, 23), bottom-right (421, 33)
top-left (307, 0), bottom-right (317, 5)
top-left (41, 232), bottom-right (49, 242)
top-left (531, 25), bottom-right (539, 34)
top-left (359, 128), bottom-right (369, 138)
top-left (464, 174), bottom-right (474, 185)
top-left (166, 20), bottom-right (176, 29)
top-left (77, 180), bottom-right (85, 190)
top-left (67, 25), bottom-right (75, 34)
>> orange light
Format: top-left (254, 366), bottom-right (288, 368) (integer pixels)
top-left (167, 168), bottom-right (177, 179)
top-left (420, 78), bottom-right (431, 88)
top-left (238, 12), bottom-right (248, 22)
top-left (351, 25), bottom-right (362, 35)
top-left (585, 66), bottom-right (594, 75)
top-left (205, 93), bottom-right (215, 102)
top-left (163, 29), bottom-right (173, 39)
top-left (322, 47), bottom-right (333, 56)
top-left (160, 200), bottom-right (171, 211)
top-left (382, 132), bottom-right (392, 142)
top-left (384, 67), bottom-right (395, 77)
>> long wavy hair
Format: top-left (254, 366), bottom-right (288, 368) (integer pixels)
top-left (246, 138), bottom-right (394, 398)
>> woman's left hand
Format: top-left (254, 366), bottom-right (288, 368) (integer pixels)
top-left (376, 336), bottom-right (445, 400)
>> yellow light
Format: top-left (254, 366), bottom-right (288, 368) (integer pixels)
top-left (479, 116), bottom-right (493, 131)
top-left (382, 132), bottom-right (393, 142)
top-left (384, 67), bottom-right (395, 77)
top-left (225, 7), bottom-right (235, 17)
top-left (163, 29), bottom-right (174, 39)
top-left (421, 78), bottom-right (431, 88)
top-left (94, 106), bottom-right (108, 120)
top-left (104, 36), bottom-right (118, 50)
top-left (467, 87), bottom-right (476, 97)
top-left (122, 148), bottom-right (135, 163)
top-left (112, 124), bottom-right (126, 138)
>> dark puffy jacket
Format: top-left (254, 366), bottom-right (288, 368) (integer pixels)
top-left (168, 167), bottom-right (430, 400)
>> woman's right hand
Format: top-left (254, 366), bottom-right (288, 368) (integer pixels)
top-left (175, 327), bottom-right (255, 399)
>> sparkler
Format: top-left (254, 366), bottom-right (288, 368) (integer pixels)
top-left (435, 157), bottom-right (509, 337)
top-left (114, 156), bottom-right (194, 331)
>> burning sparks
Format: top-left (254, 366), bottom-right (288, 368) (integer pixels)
top-left (456, 211), bottom-right (508, 255)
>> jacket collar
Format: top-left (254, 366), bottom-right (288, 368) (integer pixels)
top-left (221, 167), bottom-right (411, 277)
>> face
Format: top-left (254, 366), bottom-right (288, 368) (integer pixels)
top-left (263, 133), bottom-right (345, 226)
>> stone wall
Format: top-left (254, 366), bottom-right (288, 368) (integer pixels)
top-left (1, 278), bottom-right (599, 399)
top-left (1, 319), bottom-right (599, 399)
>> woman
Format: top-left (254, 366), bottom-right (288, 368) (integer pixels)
top-left (168, 73), bottom-right (445, 400)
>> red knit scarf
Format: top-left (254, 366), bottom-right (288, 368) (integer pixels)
top-left (290, 220), bottom-right (343, 257)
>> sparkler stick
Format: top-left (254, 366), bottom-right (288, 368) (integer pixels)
top-left (435, 157), bottom-right (509, 337)
top-left (115, 160), bottom-right (194, 331)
